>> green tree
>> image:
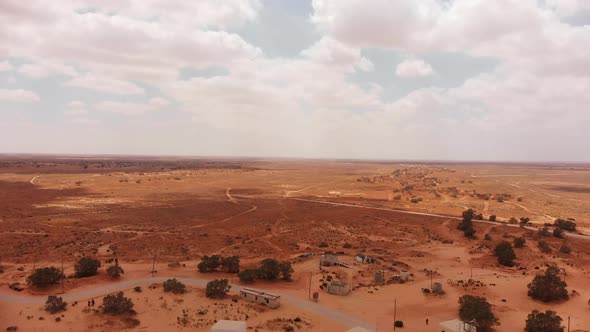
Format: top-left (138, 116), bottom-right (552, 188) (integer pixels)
top-left (198, 255), bottom-right (221, 273)
top-left (206, 279), bottom-right (230, 298)
top-left (554, 218), bottom-right (576, 232)
top-left (106, 264), bottom-right (124, 279)
top-left (221, 256), bottom-right (240, 274)
top-left (279, 262), bottom-right (294, 281)
top-left (238, 269), bottom-right (258, 283)
top-left (494, 241), bottom-right (516, 266)
top-left (458, 295), bottom-right (499, 332)
top-left (45, 296), bottom-right (67, 314)
top-left (163, 278), bottom-right (186, 294)
top-left (258, 258), bottom-right (281, 280)
top-left (27, 267), bottom-right (63, 288)
top-left (458, 209), bottom-right (476, 238)
top-left (525, 310), bottom-right (564, 332)
top-left (514, 237), bottom-right (526, 248)
top-left (74, 257), bottom-right (101, 278)
top-left (527, 266), bottom-right (568, 302)
top-left (102, 292), bottom-right (134, 314)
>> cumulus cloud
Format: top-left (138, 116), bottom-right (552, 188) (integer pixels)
top-left (95, 97), bottom-right (170, 115)
top-left (64, 74), bottom-right (144, 95)
top-left (19, 61), bottom-right (78, 79)
top-left (0, 88), bottom-right (40, 103)
top-left (0, 60), bottom-right (13, 72)
top-left (396, 59), bottom-right (434, 78)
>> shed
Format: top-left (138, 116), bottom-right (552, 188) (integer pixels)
top-left (320, 254), bottom-right (338, 266)
top-left (432, 282), bottom-right (443, 294)
top-left (239, 288), bottom-right (281, 308)
top-left (400, 269), bottom-right (411, 281)
top-left (355, 254), bottom-right (374, 264)
top-left (210, 320), bottom-right (246, 332)
top-left (439, 319), bottom-right (476, 332)
top-left (327, 280), bottom-right (351, 295)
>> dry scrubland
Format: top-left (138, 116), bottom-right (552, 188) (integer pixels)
top-left (0, 156), bottom-right (589, 331)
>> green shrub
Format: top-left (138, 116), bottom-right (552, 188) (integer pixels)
top-left (163, 278), bottom-right (186, 294)
top-left (74, 257), bottom-right (101, 278)
top-left (527, 266), bottom-right (568, 302)
top-left (102, 292), bottom-right (134, 315)
top-left (27, 267), bottom-right (63, 287)
top-left (206, 279), bottom-right (230, 299)
top-left (45, 296), bottom-right (67, 314)
top-left (494, 241), bottom-right (516, 266)
top-left (106, 264), bottom-right (124, 279)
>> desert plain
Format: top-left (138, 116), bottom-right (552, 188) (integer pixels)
top-left (0, 155), bottom-right (589, 331)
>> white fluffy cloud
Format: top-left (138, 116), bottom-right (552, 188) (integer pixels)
top-left (0, 89), bottom-right (40, 103)
top-left (95, 98), bottom-right (170, 115)
top-left (0, 61), bottom-right (13, 72)
top-left (396, 59), bottom-right (434, 78)
top-left (64, 74), bottom-right (145, 95)
top-left (18, 61), bottom-right (78, 79)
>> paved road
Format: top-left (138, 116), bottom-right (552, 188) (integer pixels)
top-left (290, 198), bottom-right (589, 240)
top-left (0, 277), bottom-right (374, 330)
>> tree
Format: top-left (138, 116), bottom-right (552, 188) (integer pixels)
top-left (45, 296), bottom-right (67, 314)
top-left (554, 218), bottom-right (576, 232)
top-left (553, 228), bottom-right (565, 238)
top-left (106, 264), bottom-right (124, 279)
top-left (102, 292), bottom-right (134, 315)
top-left (27, 267), bottom-right (63, 288)
top-left (163, 278), bottom-right (186, 294)
top-left (458, 295), bottom-right (499, 332)
top-left (258, 258), bottom-right (281, 280)
top-left (514, 237), bottom-right (526, 248)
top-left (520, 217), bottom-right (531, 226)
top-left (458, 209), bottom-right (477, 238)
top-left (198, 255), bottom-right (221, 273)
top-left (559, 244), bottom-right (571, 254)
top-left (221, 256), bottom-right (240, 274)
top-left (527, 266), bottom-right (568, 302)
top-left (206, 279), bottom-right (230, 298)
top-left (489, 215), bottom-right (497, 222)
top-left (238, 269), bottom-right (258, 283)
top-left (525, 310), bottom-right (564, 332)
top-left (279, 262), bottom-right (294, 281)
top-left (74, 257), bottom-right (101, 278)
top-left (538, 241), bottom-right (552, 253)
top-left (494, 241), bottom-right (516, 266)
top-left (538, 228), bottom-right (551, 237)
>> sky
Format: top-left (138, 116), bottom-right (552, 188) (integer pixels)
top-left (0, 0), bottom-right (589, 162)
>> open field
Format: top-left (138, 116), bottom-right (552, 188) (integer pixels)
top-left (1, 155), bottom-right (590, 331)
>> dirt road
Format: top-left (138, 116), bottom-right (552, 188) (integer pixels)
top-left (0, 277), bottom-right (372, 329)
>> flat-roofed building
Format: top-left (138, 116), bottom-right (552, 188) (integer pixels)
top-left (210, 320), bottom-right (246, 332)
top-left (239, 288), bottom-right (281, 308)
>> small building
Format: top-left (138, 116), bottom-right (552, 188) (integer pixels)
top-left (327, 280), bottom-right (351, 295)
top-left (320, 254), bottom-right (338, 266)
top-left (432, 282), bottom-right (443, 294)
top-left (210, 320), bottom-right (246, 332)
top-left (400, 269), bottom-right (411, 281)
top-left (346, 327), bottom-right (374, 332)
top-left (439, 319), bottom-right (476, 332)
top-left (355, 254), bottom-right (375, 264)
top-left (239, 288), bottom-right (280, 309)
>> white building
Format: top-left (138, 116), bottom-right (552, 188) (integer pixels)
top-left (346, 327), bottom-right (374, 332)
top-left (210, 320), bottom-right (246, 332)
top-left (439, 319), bottom-right (476, 332)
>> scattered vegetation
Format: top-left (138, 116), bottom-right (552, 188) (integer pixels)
top-left (553, 228), bottom-right (565, 238)
top-left (489, 215), bottom-right (496, 222)
top-left (458, 209), bottom-right (476, 238)
top-left (238, 259), bottom-right (293, 283)
top-left (27, 267), bottom-right (63, 288)
top-left (458, 295), bottom-right (499, 332)
top-left (206, 279), bottom-right (230, 298)
top-left (525, 310), bottom-right (564, 332)
top-left (45, 296), bottom-right (67, 314)
top-left (559, 244), bottom-right (571, 254)
top-left (74, 257), bottom-right (101, 278)
top-left (527, 266), bottom-right (568, 302)
top-left (102, 292), bottom-right (134, 315)
top-left (106, 263), bottom-right (124, 279)
top-left (514, 237), bottom-right (526, 248)
top-left (538, 241), bottom-right (552, 253)
top-left (494, 241), bottom-right (516, 266)
top-left (163, 278), bottom-right (187, 294)
top-left (554, 218), bottom-right (576, 232)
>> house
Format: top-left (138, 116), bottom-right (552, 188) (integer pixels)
top-left (355, 254), bottom-right (374, 264)
top-left (320, 254), bottom-right (338, 266)
top-left (210, 320), bottom-right (246, 332)
top-left (439, 319), bottom-right (476, 332)
top-left (327, 280), bottom-right (351, 295)
top-left (400, 269), bottom-right (411, 281)
top-left (239, 288), bottom-right (281, 309)
top-left (346, 327), bottom-right (374, 332)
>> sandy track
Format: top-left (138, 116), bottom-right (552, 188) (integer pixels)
top-left (0, 276), bottom-right (372, 329)
top-left (290, 198), bottom-right (589, 240)
top-left (29, 174), bottom-right (43, 185)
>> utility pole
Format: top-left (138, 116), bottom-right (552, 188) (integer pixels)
top-left (430, 270), bottom-right (433, 290)
top-left (308, 272), bottom-right (312, 300)
top-left (393, 298), bottom-right (397, 331)
top-left (61, 254), bottom-right (64, 293)
top-left (151, 254), bottom-right (156, 277)
top-left (568, 316), bottom-right (570, 332)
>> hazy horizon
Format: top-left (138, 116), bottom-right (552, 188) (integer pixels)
top-left (1, 1), bottom-right (589, 162)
